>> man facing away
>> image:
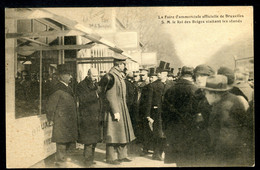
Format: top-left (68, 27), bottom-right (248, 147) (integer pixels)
top-left (202, 75), bottom-right (251, 166)
top-left (162, 66), bottom-right (198, 166)
top-left (99, 57), bottom-right (136, 165)
top-left (76, 68), bottom-right (103, 166)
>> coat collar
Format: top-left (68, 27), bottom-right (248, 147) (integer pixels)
top-left (109, 66), bottom-right (125, 79)
top-left (50, 81), bottom-right (74, 97)
top-left (83, 76), bottom-right (98, 90)
top-left (176, 78), bottom-right (194, 85)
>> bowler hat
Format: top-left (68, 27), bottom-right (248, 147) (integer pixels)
top-left (140, 68), bottom-right (149, 72)
top-left (133, 70), bottom-right (140, 77)
top-left (126, 71), bottom-right (134, 78)
top-left (194, 64), bottom-right (215, 76)
top-left (57, 64), bottom-right (72, 75)
top-left (217, 67), bottom-right (235, 85)
top-left (181, 66), bottom-right (194, 76)
top-left (200, 75), bottom-right (232, 91)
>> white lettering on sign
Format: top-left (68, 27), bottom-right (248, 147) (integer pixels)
top-left (81, 9), bottom-right (114, 30)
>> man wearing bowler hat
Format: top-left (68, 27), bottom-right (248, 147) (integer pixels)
top-left (99, 56), bottom-right (135, 165)
top-left (201, 75), bottom-right (250, 166)
top-left (46, 64), bottom-right (78, 167)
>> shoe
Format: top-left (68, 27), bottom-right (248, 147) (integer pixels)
top-left (152, 155), bottom-right (163, 161)
top-left (118, 158), bottom-right (132, 162)
top-left (140, 151), bottom-right (149, 156)
top-left (54, 161), bottom-right (67, 167)
top-left (66, 157), bottom-right (72, 162)
top-left (106, 160), bottom-right (121, 165)
top-left (85, 161), bottom-right (95, 167)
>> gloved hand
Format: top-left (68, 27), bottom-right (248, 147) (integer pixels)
top-left (48, 121), bottom-right (54, 126)
top-left (114, 113), bottom-right (120, 122)
top-left (147, 117), bottom-right (154, 124)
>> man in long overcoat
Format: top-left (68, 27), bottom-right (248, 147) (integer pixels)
top-left (192, 64), bottom-right (216, 165)
top-left (125, 71), bottom-right (140, 141)
top-left (76, 68), bottom-right (102, 166)
top-left (162, 66), bottom-right (198, 165)
top-left (99, 57), bottom-right (136, 165)
top-left (46, 64), bottom-right (78, 166)
top-left (145, 68), bottom-right (173, 160)
top-left (138, 69), bottom-right (154, 156)
top-left (202, 75), bottom-right (250, 166)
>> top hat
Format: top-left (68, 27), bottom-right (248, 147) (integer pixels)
top-left (149, 68), bottom-right (157, 76)
top-left (165, 63), bottom-right (170, 70)
top-left (200, 75), bottom-right (232, 91)
top-left (158, 61), bottom-right (170, 72)
top-left (57, 64), bottom-right (72, 75)
top-left (168, 68), bottom-right (174, 76)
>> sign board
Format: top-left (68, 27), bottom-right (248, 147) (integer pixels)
top-left (9, 114), bottom-right (56, 168)
top-left (44, 8), bottom-right (116, 33)
top-left (114, 32), bottom-right (138, 49)
top-left (128, 51), bottom-right (142, 64)
top-left (83, 8), bottom-right (116, 33)
top-left (141, 52), bottom-right (157, 66)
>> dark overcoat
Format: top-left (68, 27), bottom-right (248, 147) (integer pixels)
top-left (146, 79), bottom-right (173, 138)
top-left (162, 78), bottom-right (198, 151)
top-left (207, 92), bottom-right (250, 165)
top-left (102, 67), bottom-right (136, 144)
top-left (76, 77), bottom-right (102, 144)
top-left (138, 81), bottom-right (154, 149)
top-left (125, 79), bottom-right (140, 138)
top-left (46, 82), bottom-right (78, 143)
top-left (230, 82), bottom-right (254, 102)
top-left (192, 88), bottom-right (212, 157)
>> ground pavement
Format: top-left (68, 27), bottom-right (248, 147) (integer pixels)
top-left (31, 142), bottom-right (177, 168)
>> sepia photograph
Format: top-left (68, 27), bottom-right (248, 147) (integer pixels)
top-left (5, 6), bottom-right (254, 168)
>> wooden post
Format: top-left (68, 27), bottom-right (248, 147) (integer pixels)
top-left (39, 50), bottom-right (42, 115)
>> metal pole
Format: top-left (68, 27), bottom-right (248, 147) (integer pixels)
top-left (39, 50), bottom-right (42, 115)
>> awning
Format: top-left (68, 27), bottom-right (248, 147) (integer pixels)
top-left (5, 8), bottom-right (134, 62)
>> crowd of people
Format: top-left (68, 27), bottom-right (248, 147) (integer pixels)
top-left (41, 57), bottom-right (254, 167)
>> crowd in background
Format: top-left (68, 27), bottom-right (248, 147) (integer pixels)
top-left (15, 59), bottom-right (254, 167)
